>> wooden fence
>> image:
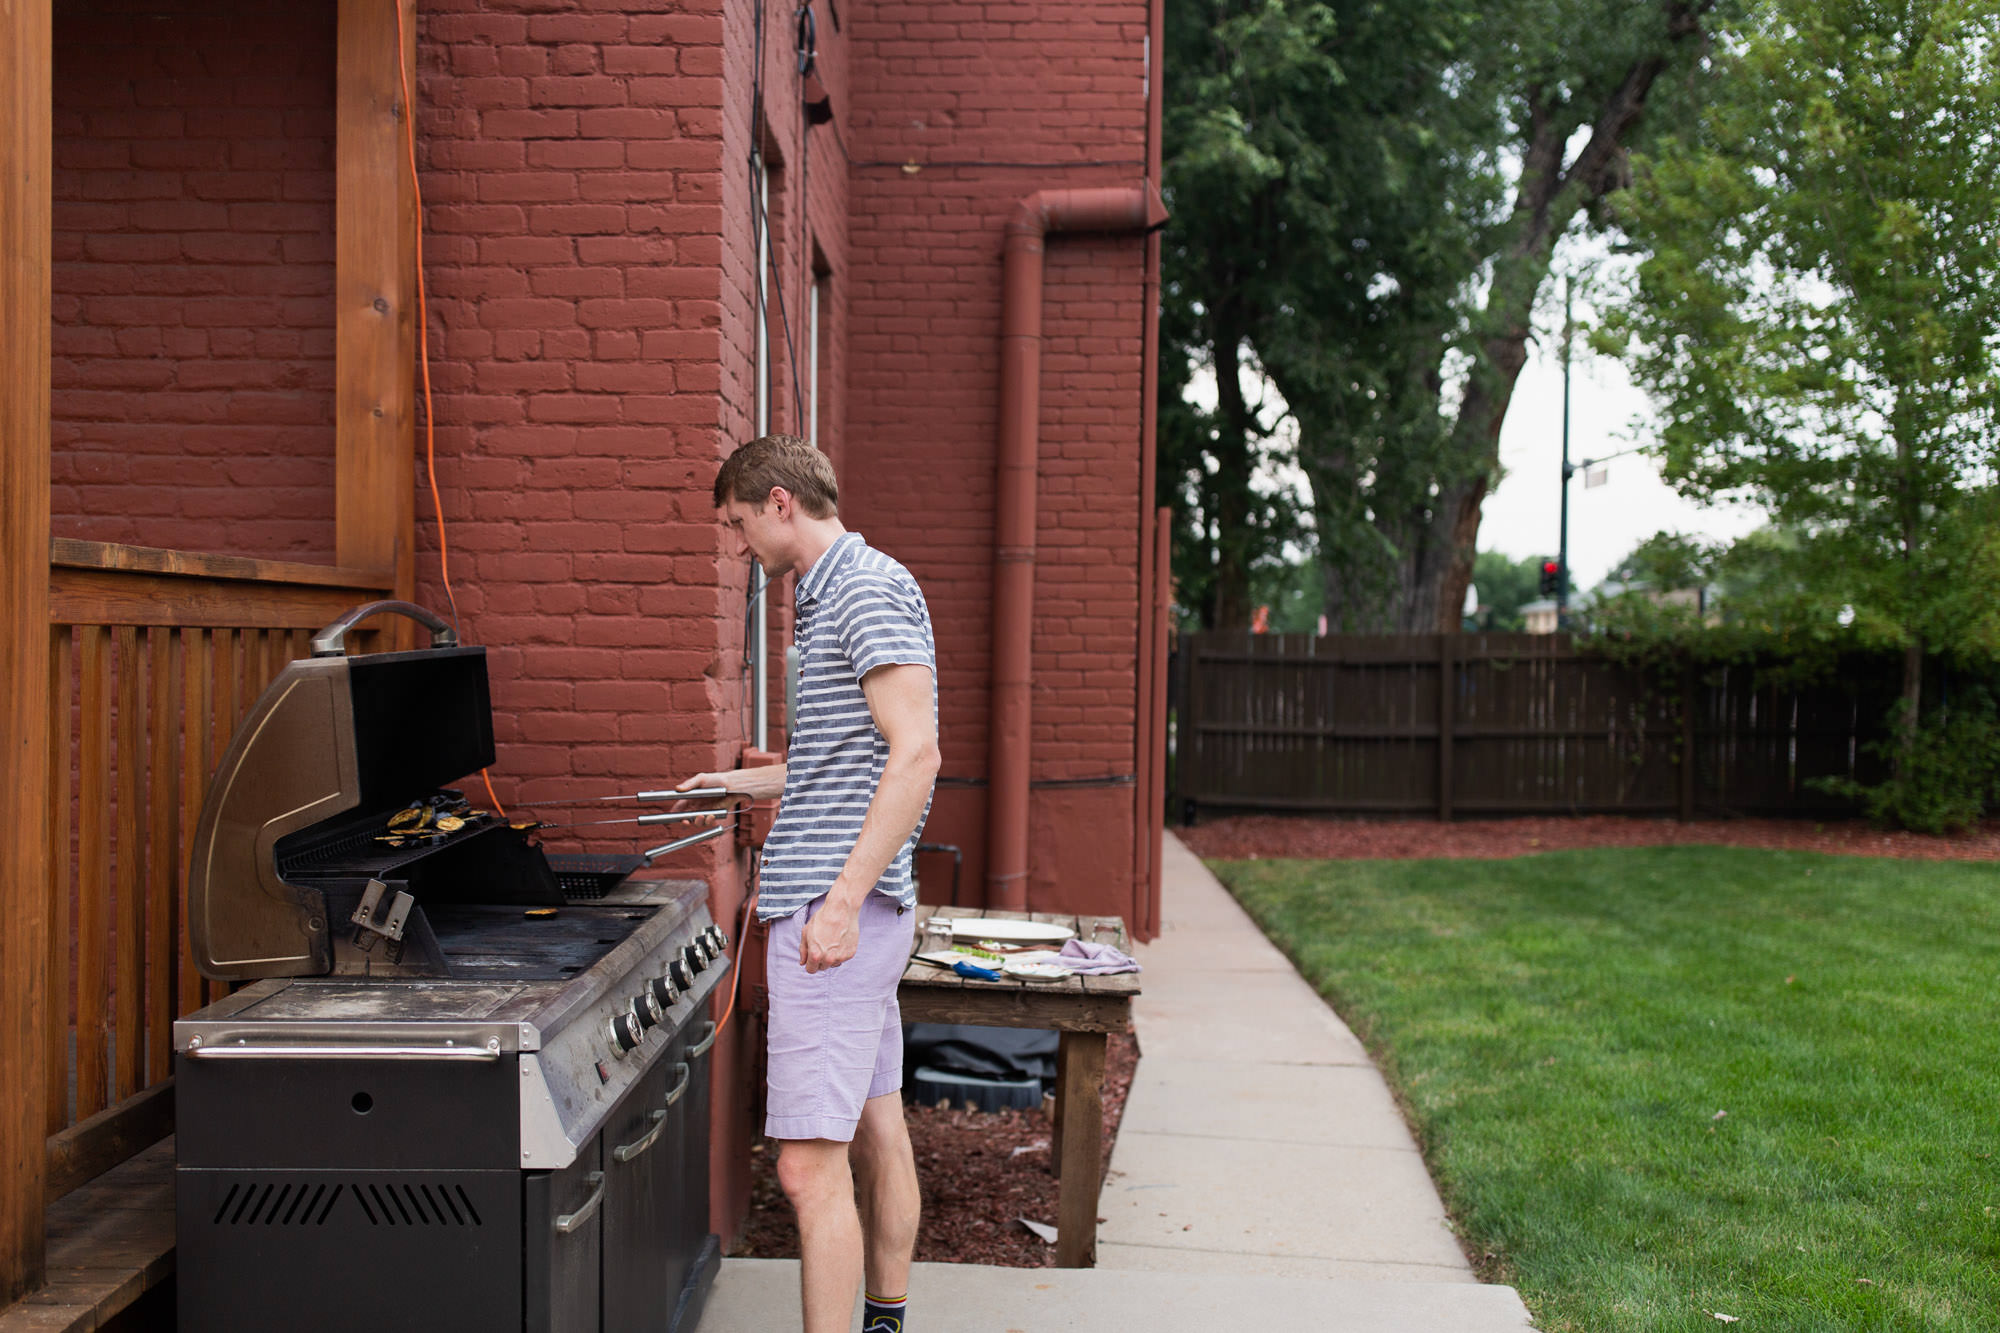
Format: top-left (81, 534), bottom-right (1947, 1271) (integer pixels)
top-left (1170, 632), bottom-right (1906, 822)
top-left (39, 540), bottom-right (394, 1201)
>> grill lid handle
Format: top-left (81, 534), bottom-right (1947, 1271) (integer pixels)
top-left (311, 601), bottom-right (460, 657)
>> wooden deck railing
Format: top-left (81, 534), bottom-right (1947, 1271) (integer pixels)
top-left (41, 540), bottom-right (393, 1199)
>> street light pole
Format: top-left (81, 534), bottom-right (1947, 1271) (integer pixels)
top-left (1556, 277), bottom-right (1574, 628)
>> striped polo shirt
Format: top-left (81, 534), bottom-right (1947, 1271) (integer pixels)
top-left (756, 531), bottom-right (937, 922)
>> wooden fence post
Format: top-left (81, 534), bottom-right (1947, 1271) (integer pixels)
top-left (1679, 662), bottom-right (1697, 822)
top-left (1437, 634), bottom-right (1455, 821)
top-left (1, 0), bottom-right (53, 1300)
top-left (1177, 632), bottom-right (1198, 824)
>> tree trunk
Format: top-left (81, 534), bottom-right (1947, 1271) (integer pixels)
top-left (1898, 637), bottom-right (1924, 768)
top-left (1210, 324), bottom-right (1255, 631)
top-left (1414, 7), bottom-right (1714, 629)
top-left (1894, 420), bottom-right (1923, 768)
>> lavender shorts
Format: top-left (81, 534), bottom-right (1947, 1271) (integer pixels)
top-left (764, 891), bottom-right (913, 1142)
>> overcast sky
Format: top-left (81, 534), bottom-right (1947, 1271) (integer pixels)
top-left (1482, 315), bottom-right (1768, 590)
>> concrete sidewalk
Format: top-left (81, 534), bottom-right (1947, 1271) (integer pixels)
top-left (1097, 832), bottom-right (1487, 1284)
top-left (700, 833), bottom-right (1536, 1330)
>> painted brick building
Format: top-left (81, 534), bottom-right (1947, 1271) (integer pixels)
top-left (14, 0), bottom-right (1166, 1265)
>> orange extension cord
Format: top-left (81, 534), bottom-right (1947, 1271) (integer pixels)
top-left (711, 880), bottom-right (758, 1039)
top-left (392, 4), bottom-right (758, 1037)
top-left (393, 1), bottom-right (504, 818)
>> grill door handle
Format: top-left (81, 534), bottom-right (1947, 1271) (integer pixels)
top-left (687, 1021), bottom-right (718, 1059)
top-left (554, 1172), bottom-right (606, 1235)
top-left (612, 1109), bottom-right (668, 1164)
top-left (184, 1042), bottom-right (501, 1061)
top-left (662, 1060), bottom-right (692, 1108)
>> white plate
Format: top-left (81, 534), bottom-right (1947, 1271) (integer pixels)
top-left (945, 917), bottom-right (1075, 945)
top-left (1003, 958), bottom-right (1070, 983)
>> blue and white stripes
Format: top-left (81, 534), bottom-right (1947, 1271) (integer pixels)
top-left (756, 532), bottom-right (937, 922)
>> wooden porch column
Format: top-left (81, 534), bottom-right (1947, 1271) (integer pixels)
top-left (1, 0), bottom-right (53, 1302)
top-left (334, 0), bottom-right (418, 601)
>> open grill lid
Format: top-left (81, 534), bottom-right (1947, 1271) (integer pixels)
top-left (186, 602), bottom-right (505, 981)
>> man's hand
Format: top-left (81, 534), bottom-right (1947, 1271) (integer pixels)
top-left (673, 764), bottom-right (787, 823)
top-left (800, 899), bottom-right (859, 973)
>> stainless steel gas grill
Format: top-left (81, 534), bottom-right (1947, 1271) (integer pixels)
top-left (174, 602), bottom-right (732, 1333)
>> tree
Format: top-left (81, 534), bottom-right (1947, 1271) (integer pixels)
top-left (1471, 551), bottom-right (1552, 630)
top-left (1158, 0), bottom-right (1472, 630)
top-left (1157, 309), bottom-right (1311, 630)
top-left (1609, 0), bottom-right (2000, 753)
top-left (1707, 525), bottom-right (1806, 618)
top-left (1249, 555), bottom-right (1326, 634)
top-left (1605, 530), bottom-right (1713, 591)
top-left (1161, 0), bottom-right (1723, 632)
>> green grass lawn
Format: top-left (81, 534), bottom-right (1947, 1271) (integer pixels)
top-left (1211, 847), bottom-right (2000, 1332)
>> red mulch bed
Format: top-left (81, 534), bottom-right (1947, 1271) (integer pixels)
top-left (1177, 813), bottom-right (2000, 863)
top-left (729, 1030), bottom-right (1140, 1268)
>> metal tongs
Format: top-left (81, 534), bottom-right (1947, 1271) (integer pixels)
top-left (508, 786), bottom-right (742, 862)
top-left (638, 786), bottom-right (733, 862)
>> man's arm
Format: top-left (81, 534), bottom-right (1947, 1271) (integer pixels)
top-left (799, 663), bottom-right (939, 973)
top-left (675, 763), bottom-right (788, 803)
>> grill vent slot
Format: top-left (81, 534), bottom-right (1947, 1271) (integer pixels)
top-left (205, 1181), bottom-right (479, 1227)
top-left (211, 1182), bottom-right (345, 1226)
top-left (354, 1182), bottom-right (485, 1227)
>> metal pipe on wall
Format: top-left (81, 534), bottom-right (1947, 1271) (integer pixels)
top-left (1130, 0), bottom-right (1167, 936)
top-left (1149, 506), bottom-right (1171, 937)
top-left (986, 185), bottom-right (1167, 911)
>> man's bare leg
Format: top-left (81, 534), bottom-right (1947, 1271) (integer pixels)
top-left (851, 1091), bottom-right (921, 1298)
top-left (777, 1138), bottom-right (865, 1333)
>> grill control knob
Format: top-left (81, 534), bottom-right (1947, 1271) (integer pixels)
top-left (634, 989), bottom-right (663, 1030)
top-left (649, 974), bottom-right (678, 1010)
top-left (682, 943), bottom-right (705, 976)
top-left (708, 924), bottom-right (729, 955)
top-left (669, 958), bottom-right (693, 991)
top-left (607, 1007), bottom-right (642, 1058)
top-left (694, 933), bottom-right (716, 963)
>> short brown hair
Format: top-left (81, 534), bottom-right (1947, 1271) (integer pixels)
top-left (712, 434), bottom-right (839, 518)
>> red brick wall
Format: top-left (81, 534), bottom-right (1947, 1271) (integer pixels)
top-left (410, 0), bottom-right (854, 1244)
top-left (843, 0), bottom-right (1154, 923)
top-left (48, 0), bottom-right (1151, 1251)
top-left (50, 0), bottom-right (338, 562)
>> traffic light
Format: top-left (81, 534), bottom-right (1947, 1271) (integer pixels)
top-left (1539, 560), bottom-right (1562, 597)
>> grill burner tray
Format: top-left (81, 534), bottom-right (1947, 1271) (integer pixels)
top-left (428, 903), bottom-right (654, 980)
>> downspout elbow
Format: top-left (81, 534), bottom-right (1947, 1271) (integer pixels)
top-left (1005, 185), bottom-right (1165, 242)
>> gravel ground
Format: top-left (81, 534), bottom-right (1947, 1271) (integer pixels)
top-left (1177, 813), bottom-right (2000, 863)
top-left (730, 1030), bottom-right (1140, 1268)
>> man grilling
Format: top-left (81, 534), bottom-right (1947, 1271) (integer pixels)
top-left (678, 433), bottom-right (938, 1333)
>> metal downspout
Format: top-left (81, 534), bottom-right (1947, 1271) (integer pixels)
top-left (1135, 0), bottom-right (1168, 938)
top-left (986, 185), bottom-right (1167, 911)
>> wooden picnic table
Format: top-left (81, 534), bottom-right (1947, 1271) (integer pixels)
top-left (897, 905), bottom-right (1139, 1268)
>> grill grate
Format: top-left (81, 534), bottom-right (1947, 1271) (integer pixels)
top-left (276, 817), bottom-right (489, 880)
top-left (545, 852), bottom-right (644, 900)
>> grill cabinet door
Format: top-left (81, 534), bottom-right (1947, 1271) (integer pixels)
top-left (603, 1047), bottom-right (679, 1331)
top-left (669, 1020), bottom-right (720, 1333)
top-left (176, 1050), bottom-right (523, 1332)
top-left (524, 1132), bottom-right (604, 1333)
